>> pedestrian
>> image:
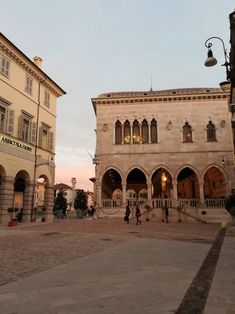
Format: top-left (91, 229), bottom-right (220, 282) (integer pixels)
top-left (165, 204), bottom-right (169, 223)
top-left (124, 205), bottom-right (131, 224)
top-left (135, 205), bottom-right (141, 225)
top-left (62, 206), bottom-right (67, 218)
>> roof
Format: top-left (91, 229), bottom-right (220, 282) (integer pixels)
top-left (54, 183), bottom-right (72, 190)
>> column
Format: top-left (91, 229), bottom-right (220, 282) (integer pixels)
top-left (172, 180), bottom-right (178, 202)
top-left (121, 123), bottom-right (124, 144)
top-left (122, 184), bottom-right (126, 208)
top-left (97, 185), bottom-right (102, 209)
top-left (44, 184), bottom-right (55, 222)
top-left (0, 176), bottom-right (14, 225)
top-left (148, 123), bottom-right (151, 143)
top-left (23, 181), bottom-right (34, 222)
top-left (199, 182), bottom-right (205, 206)
top-left (147, 182), bottom-right (152, 205)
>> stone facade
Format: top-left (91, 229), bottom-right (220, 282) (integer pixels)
top-left (91, 87), bottom-right (235, 219)
top-left (0, 33), bottom-right (65, 225)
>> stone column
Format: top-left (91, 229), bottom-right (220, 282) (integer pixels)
top-left (121, 123), bottom-right (124, 144)
top-left (172, 181), bottom-right (178, 202)
top-left (23, 181), bottom-right (34, 222)
top-left (41, 184), bottom-right (54, 222)
top-left (97, 185), bottom-right (102, 209)
top-left (147, 182), bottom-right (152, 205)
top-left (122, 184), bottom-right (126, 208)
top-left (199, 182), bottom-right (205, 206)
top-left (0, 176), bottom-right (14, 225)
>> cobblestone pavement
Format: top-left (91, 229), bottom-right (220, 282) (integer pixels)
top-left (0, 217), bottom-right (219, 287)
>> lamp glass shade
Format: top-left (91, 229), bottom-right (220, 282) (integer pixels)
top-left (204, 56), bottom-right (217, 67)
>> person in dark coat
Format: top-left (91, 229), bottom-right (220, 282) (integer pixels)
top-left (124, 205), bottom-right (131, 223)
top-left (135, 206), bottom-right (141, 225)
top-left (165, 204), bottom-right (169, 223)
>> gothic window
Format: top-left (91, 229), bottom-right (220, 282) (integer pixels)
top-left (124, 120), bottom-right (131, 144)
top-left (150, 119), bottom-right (157, 143)
top-left (183, 122), bottom-right (193, 142)
top-left (133, 119), bottom-right (140, 143)
top-left (115, 120), bottom-right (122, 144)
top-left (142, 119), bottom-right (149, 143)
top-left (206, 121), bottom-right (216, 142)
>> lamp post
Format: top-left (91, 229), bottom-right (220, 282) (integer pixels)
top-left (204, 36), bottom-right (231, 84)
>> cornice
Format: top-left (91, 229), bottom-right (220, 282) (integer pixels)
top-left (0, 40), bottom-right (65, 97)
top-left (92, 92), bottom-right (229, 106)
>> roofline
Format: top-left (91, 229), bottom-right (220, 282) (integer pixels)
top-left (0, 32), bottom-right (66, 95)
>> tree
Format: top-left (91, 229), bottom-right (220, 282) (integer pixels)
top-left (54, 190), bottom-right (67, 215)
top-left (74, 189), bottom-right (87, 211)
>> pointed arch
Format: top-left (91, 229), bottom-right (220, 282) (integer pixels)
top-left (142, 119), bottom-right (149, 143)
top-left (150, 119), bottom-right (157, 143)
top-left (183, 122), bottom-right (193, 142)
top-left (115, 120), bottom-right (122, 144)
top-left (206, 120), bottom-right (216, 142)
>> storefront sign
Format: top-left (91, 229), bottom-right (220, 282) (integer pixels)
top-left (0, 135), bottom-right (32, 152)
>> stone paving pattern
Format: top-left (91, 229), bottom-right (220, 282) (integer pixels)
top-left (0, 217), bottom-right (234, 313)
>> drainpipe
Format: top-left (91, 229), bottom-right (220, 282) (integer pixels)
top-left (31, 77), bottom-right (46, 221)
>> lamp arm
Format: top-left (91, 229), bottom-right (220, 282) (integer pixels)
top-left (205, 36), bottom-right (230, 65)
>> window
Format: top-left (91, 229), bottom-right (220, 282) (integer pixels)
top-left (142, 119), bottom-right (149, 143)
top-left (0, 106), bottom-right (6, 132)
top-left (132, 119), bottom-right (140, 143)
top-left (25, 76), bottom-right (33, 94)
top-left (18, 112), bottom-right (36, 144)
top-left (44, 90), bottom-right (50, 107)
top-left (0, 55), bottom-right (10, 77)
top-left (0, 99), bottom-right (14, 135)
top-left (183, 122), bottom-right (193, 142)
top-left (206, 121), bottom-right (216, 142)
top-left (39, 123), bottom-right (54, 151)
top-left (124, 120), bottom-right (131, 144)
top-left (21, 118), bottom-right (30, 141)
top-left (150, 119), bottom-right (157, 143)
top-left (115, 120), bottom-right (122, 144)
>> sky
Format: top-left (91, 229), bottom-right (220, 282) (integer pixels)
top-left (1, 0), bottom-right (235, 191)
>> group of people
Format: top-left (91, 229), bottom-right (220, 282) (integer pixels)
top-left (124, 203), bottom-right (169, 224)
top-left (124, 205), bottom-right (142, 225)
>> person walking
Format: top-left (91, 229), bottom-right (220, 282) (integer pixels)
top-left (135, 205), bottom-right (141, 225)
top-left (124, 205), bottom-right (131, 224)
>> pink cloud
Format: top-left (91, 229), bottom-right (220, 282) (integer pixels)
top-left (55, 165), bottom-right (94, 191)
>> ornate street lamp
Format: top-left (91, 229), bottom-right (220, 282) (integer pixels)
top-left (204, 36), bottom-right (231, 83)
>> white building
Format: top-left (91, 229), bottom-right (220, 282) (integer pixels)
top-left (0, 33), bottom-right (66, 225)
top-left (91, 86), bottom-right (234, 222)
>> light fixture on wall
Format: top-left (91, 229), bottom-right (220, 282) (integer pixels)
top-left (167, 121), bottom-right (173, 130)
top-left (221, 156), bottom-right (233, 166)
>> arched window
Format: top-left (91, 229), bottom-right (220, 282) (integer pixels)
top-left (183, 122), bottom-right (193, 142)
top-left (133, 119), bottom-right (140, 144)
top-left (150, 119), bottom-right (157, 143)
top-left (206, 121), bottom-right (216, 142)
top-left (115, 120), bottom-right (122, 144)
top-left (142, 119), bottom-right (149, 143)
top-left (124, 120), bottom-right (131, 144)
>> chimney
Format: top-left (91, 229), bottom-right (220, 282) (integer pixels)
top-left (33, 56), bottom-right (43, 68)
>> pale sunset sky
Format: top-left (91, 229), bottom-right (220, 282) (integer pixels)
top-left (1, 0), bottom-right (234, 191)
